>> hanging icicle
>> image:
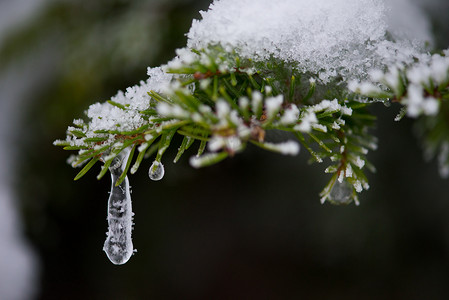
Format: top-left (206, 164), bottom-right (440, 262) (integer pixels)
top-left (103, 148), bottom-right (135, 265)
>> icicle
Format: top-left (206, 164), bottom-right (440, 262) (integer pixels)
top-left (103, 148), bottom-right (134, 265)
top-left (328, 179), bottom-right (354, 205)
top-left (149, 160), bottom-right (165, 181)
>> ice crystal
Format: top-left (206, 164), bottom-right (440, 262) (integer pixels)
top-left (103, 148), bottom-right (134, 265)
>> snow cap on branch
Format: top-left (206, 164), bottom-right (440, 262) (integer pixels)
top-left (187, 0), bottom-right (421, 82)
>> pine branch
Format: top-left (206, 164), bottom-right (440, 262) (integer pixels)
top-left (51, 0), bottom-right (449, 265)
top-left (54, 46), bottom-right (384, 205)
top-left (350, 49), bottom-right (449, 177)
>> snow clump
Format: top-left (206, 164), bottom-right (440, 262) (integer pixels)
top-left (187, 0), bottom-right (423, 82)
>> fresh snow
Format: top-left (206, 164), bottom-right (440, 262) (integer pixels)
top-left (86, 67), bottom-right (172, 133)
top-left (187, 0), bottom-right (422, 82)
top-left (72, 0), bottom-right (434, 143)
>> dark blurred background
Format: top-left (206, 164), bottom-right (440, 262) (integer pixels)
top-left (1, 0), bottom-right (449, 299)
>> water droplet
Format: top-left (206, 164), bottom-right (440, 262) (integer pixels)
top-left (328, 179), bottom-right (353, 205)
top-left (103, 149), bottom-right (134, 265)
top-left (149, 161), bottom-right (164, 181)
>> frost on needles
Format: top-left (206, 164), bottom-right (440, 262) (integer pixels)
top-left (54, 0), bottom-right (449, 264)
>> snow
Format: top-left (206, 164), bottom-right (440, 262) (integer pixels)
top-left (56, 0), bottom-right (448, 217)
top-left (312, 124), bottom-right (328, 133)
top-left (354, 156), bottom-right (366, 169)
top-left (312, 99), bottom-right (341, 113)
top-left (146, 67), bottom-right (175, 94)
top-left (158, 102), bottom-right (190, 119)
top-left (353, 180), bottom-right (363, 193)
top-left (187, 0), bottom-right (422, 82)
top-left (280, 105), bottom-right (300, 125)
top-left (407, 54), bottom-right (449, 86)
top-left (352, 48), bottom-right (447, 119)
top-left (293, 111), bottom-right (317, 133)
top-left (189, 152), bottom-right (227, 168)
top-left (345, 164), bottom-right (353, 178)
top-left (386, 0), bottom-right (433, 45)
top-left (262, 141), bottom-right (300, 156)
top-left (238, 96), bottom-right (249, 111)
top-left (403, 85), bottom-right (440, 117)
top-left (265, 95), bottom-right (283, 119)
top-left (65, 0), bottom-right (440, 158)
top-left (208, 136), bottom-right (243, 153)
top-left (216, 100), bottom-right (231, 119)
top-left (383, 67), bottom-right (401, 94)
top-left (84, 67), bottom-right (173, 134)
top-left (251, 91), bottom-right (263, 113)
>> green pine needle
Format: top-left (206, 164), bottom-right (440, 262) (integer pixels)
top-left (74, 157), bottom-right (100, 181)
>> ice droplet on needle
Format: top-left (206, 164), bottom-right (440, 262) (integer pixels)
top-left (328, 179), bottom-right (353, 205)
top-left (149, 160), bottom-right (164, 181)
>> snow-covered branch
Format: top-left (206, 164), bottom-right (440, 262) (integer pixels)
top-left (54, 0), bottom-right (449, 264)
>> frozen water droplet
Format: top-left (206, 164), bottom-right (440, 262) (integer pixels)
top-left (103, 149), bottom-right (134, 265)
top-left (328, 179), bottom-right (353, 205)
top-left (149, 161), bottom-right (164, 181)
